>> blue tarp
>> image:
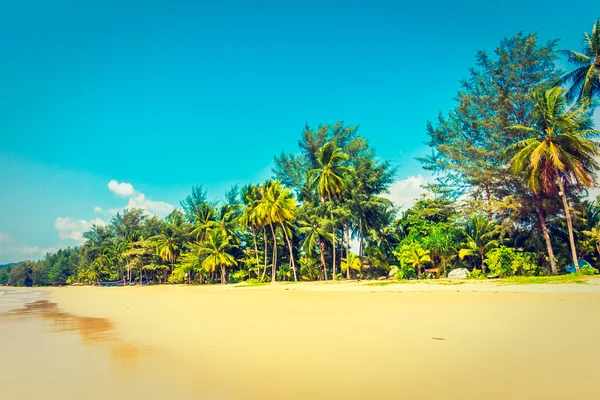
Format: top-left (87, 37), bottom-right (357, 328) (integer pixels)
top-left (565, 260), bottom-right (592, 273)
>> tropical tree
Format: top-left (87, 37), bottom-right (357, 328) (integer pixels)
top-left (458, 214), bottom-right (501, 273)
top-left (558, 18), bottom-right (600, 102)
top-left (341, 252), bottom-right (362, 279)
top-left (153, 234), bottom-right (180, 274)
top-left (397, 242), bottom-right (431, 279)
top-left (198, 229), bottom-right (237, 284)
top-left (298, 212), bottom-right (333, 280)
top-left (239, 184), bottom-right (262, 276)
top-left (506, 87), bottom-right (600, 272)
top-left (308, 141), bottom-right (352, 280)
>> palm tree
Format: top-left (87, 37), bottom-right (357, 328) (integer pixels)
top-left (404, 246), bottom-right (431, 280)
top-left (198, 229), bottom-right (237, 284)
top-left (341, 252), bottom-right (362, 279)
top-left (558, 18), bottom-right (600, 102)
top-left (239, 184), bottom-right (262, 278)
top-left (308, 142), bottom-right (352, 280)
top-left (256, 181), bottom-right (298, 282)
top-left (191, 203), bottom-right (219, 242)
top-left (154, 234), bottom-right (179, 274)
top-left (506, 87), bottom-right (600, 272)
top-left (298, 213), bottom-right (333, 280)
top-left (458, 214), bottom-right (501, 273)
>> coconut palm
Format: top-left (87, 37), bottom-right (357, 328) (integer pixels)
top-left (341, 252), bottom-right (362, 279)
top-left (239, 184), bottom-right (263, 277)
top-left (458, 214), bottom-right (501, 273)
top-left (191, 203), bottom-right (219, 242)
top-left (307, 141), bottom-right (352, 280)
top-left (506, 87), bottom-right (600, 272)
top-left (256, 181), bottom-right (298, 282)
top-left (154, 234), bottom-right (180, 274)
top-left (558, 18), bottom-right (600, 102)
top-left (298, 213), bottom-right (333, 280)
top-left (404, 246), bottom-right (431, 280)
top-left (198, 229), bottom-right (237, 284)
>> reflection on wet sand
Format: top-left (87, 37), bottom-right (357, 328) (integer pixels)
top-left (1, 300), bottom-right (148, 365)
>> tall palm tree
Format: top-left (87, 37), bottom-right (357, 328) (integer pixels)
top-left (240, 184), bottom-right (262, 278)
top-left (558, 18), bottom-right (600, 102)
top-left (256, 181), bottom-right (298, 282)
top-left (506, 87), bottom-right (600, 272)
top-left (458, 214), bottom-right (501, 273)
top-left (154, 234), bottom-right (179, 274)
top-left (198, 229), bottom-right (237, 284)
top-left (191, 203), bottom-right (219, 242)
top-left (308, 142), bottom-right (352, 280)
top-left (298, 213), bottom-right (333, 280)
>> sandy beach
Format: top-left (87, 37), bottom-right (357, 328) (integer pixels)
top-left (2, 281), bottom-right (600, 399)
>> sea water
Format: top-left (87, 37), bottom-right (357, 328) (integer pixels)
top-left (0, 288), bottom-right (46, 313)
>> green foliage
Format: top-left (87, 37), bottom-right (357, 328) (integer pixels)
top-left (580, 265), bottom-right (599, 275)
top-left (468, 268), bottom-right (486, 280)
top-left (484, 246), bottom-right (540, 278)
top-left (393, 241), bottom-right (431, 279)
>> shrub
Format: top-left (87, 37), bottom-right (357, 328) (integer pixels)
top-left (484, 246), bottom-right (539, 277)
top-left (231, 270), bottom-right (249, 283)
top-left (468, 268), bottom-right (486, 280)
top-left (580, 265), bottom-right (599, 275)
top-left (389, 264), bottom-right (417, 280)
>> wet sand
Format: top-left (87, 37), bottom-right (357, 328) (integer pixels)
top-left (2, 282), bottom-right (600, 399)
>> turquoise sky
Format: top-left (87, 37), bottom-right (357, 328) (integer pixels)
top-left (1, 1), bottom-right (598, 263)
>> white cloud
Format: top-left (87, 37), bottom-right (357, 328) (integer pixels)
top-left (55, 180), bottom-right (174, 244)
top-left (107, 180), bottom-right (174, 217)
top-left (108, 180), bottom-right (135, 197)
top-left (0, 232), bottom-right (12, 243)
top-left (54, 217), bottom-right (107, 242)
top-left (126, 193), bottom-right (174, 217)
top-left (382, 174), bottom-right (432, 210)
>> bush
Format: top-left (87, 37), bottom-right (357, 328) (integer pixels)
top-left (389, 264), bottom-right (416, 280)
top-left (468, 268), bottom-right (486, 280)
top-left (580, 265), bottom-right (599, 275)
top-left (484, 246), bottom-right (539, 277)
top-left (230, 270), bottom-right (249, 283)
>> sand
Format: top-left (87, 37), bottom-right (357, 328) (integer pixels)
top-left (2, 281), bottom-right (600, 399)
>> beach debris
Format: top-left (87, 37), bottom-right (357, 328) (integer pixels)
top-left (448, 268), bottom-right (469, 279)
top-left (432, 337), bottom-right (445, 341)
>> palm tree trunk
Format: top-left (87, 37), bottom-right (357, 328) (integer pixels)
top-left (261, 228), bottom-right (268, 282)
top-left (536, 198), bottom-right (557, 274)
top-left (221, 265), bottom-right (227, 284)
top-left (318, 237), bottom-right (327, 280)
top-left (345, 223), bottom-right (350, 280)
top-left (328, 194), bottom-right (337, 281)
top-left (269, 223), bottom-right (278, 283)
top-left (279, 221), bottom-right (298, 282)
top-left (251, 226), bottom-right (260, 278)
top-left (359, 219), bottom-right (364, 260)
top-left (480, 252), bottom-right (486, 274)
top-left (557, 177), bottom-right (579, 272)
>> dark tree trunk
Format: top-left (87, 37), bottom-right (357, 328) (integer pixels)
top-left (270, 223), bottom-right (278, 282)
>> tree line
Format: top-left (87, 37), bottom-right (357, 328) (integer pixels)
top-left (2, 20), bottom-right (600, 287)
